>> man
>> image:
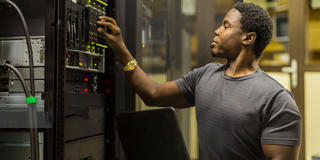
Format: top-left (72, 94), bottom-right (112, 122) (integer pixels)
top-left (97, 2), bottom-right (301, 160)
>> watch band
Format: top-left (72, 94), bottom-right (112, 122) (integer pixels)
top-left (123, 58), bottom-right (137, 71)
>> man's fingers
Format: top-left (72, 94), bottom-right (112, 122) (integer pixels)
top-left (98, 16), bottom-right (117, 25)
top-left (97, 27), bottom-right (111, 39)
top-left (97, 21), bottom-right (114, 29)
top-left (97, 21), bottom-right (119, 34)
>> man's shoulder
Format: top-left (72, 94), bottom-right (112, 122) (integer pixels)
top-left (256, 70), bottom-right (286, 89)
top-left (178, 62), bottom-right (224, 86)
top-left (254, 70), bottom-right (294, 98)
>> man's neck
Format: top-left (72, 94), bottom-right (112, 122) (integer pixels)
top-left (225, 49), bottom-right (259, 77)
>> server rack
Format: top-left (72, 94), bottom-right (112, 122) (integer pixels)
top-left (0, 0), bottom-right (136, 159)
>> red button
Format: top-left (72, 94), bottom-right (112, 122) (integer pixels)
top-left (84, 88), bottom-right (88, 92)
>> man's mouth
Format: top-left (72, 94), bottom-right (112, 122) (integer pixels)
top-left (210, 41), bottom-right (218, 49)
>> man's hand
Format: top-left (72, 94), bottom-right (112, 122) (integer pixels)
top-left (96, 16), bottom-right (126, 53)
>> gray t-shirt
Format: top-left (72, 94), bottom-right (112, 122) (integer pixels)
top-left (176, 63), bottom-right (301, 160)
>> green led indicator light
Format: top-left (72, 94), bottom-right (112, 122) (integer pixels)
top-left (26, 96), bottom-right (37, 104)
top-left (97, 0), bottom-right (108, 6)
top-left (96, 43), bottom-right (108, 48)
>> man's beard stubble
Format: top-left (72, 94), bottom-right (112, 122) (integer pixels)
top-left (210, 52), bottom-right (217, 58)
top-left (210, 45), bottom-right (217, 58)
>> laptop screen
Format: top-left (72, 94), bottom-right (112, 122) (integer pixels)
top-left (117, 108), bottom-right (190, 160)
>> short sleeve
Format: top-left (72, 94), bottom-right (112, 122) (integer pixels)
top-left (176, 63), bottom-right (220, 106)
top-left (261, 89), bottom-right (301, 146)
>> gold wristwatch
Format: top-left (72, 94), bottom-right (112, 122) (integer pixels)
top-left (123, 58), bottom-right (137, 71)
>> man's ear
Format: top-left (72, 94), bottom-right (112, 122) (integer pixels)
top-left (242, 32), bottom-right (256, 46)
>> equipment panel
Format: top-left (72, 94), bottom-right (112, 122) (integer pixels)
top-left (63, 0), bottom-right (109, 145)
top-left (65, 0), bottom-right (108, 73)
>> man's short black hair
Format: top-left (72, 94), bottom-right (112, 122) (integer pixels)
top-left (233, 2), bottom-right (273, 58)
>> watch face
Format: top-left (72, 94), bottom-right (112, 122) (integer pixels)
top-left (311, 0), bottom-right (320, 9)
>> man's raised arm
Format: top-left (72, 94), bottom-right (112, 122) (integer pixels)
top-left (96, 16), bottom-right (190, 108)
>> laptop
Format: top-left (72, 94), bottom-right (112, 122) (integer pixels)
top-left (116, 107), bottom-right (190, 160)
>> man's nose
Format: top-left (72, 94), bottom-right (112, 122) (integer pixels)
top-left (214, 28), bottom-right (220, 36)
